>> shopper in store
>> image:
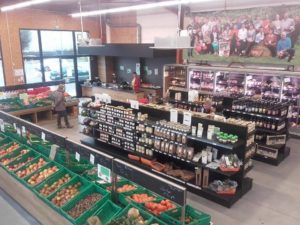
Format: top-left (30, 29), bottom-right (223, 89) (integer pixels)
top-left (53, 84), bottom-right (73, 129)
top-left (277, 32), bottom-right (295, 62)
top-left (245, 24), bottom-right (256, 56)
top-left (131, 72), bottom-right (141, 93)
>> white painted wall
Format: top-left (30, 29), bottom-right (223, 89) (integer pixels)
top-left (137, 9), bottom-right (178, 43)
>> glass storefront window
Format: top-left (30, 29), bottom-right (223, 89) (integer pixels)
top-left (43, 58), bottom-right (61, 82)
top-left (77, 57), bottom-right (91, 81)
top-left (24, 59), bottom-right (43, 84)
top-left (20, 30), bottom-right (40, 57)
top-left (41, 31), bottom-right (74, 56)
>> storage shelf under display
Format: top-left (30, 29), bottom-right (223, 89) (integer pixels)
top-left (253, 147), bottom-right (290, 166)
top-left (223, 109), bottom-right (285, 121)
top-left (187, 135), bottom-right (244, 151)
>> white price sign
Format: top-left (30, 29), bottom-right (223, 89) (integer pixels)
top-left (90, 154), bottom-right (95, 165)
top-left (41, 132), bottom-right (46, 142)
top-left (183, 112), bottom-right (192, 126)
top-left (0, 119), bottom-right (4, 132)
top-left (49, 144), bottom-right (59, 160)
top-left (17, 128), bottom-right (21, 136)
top-left (22, 126), bottom-right (26, 137)
top-left (170, 109), bottom-right (178, 123)
top-left (75, 152), bottom-right (80, 162)
top-left (130, 100), bottom-right (139, 110)
top-left (13, 123), bottom-right (17, 130)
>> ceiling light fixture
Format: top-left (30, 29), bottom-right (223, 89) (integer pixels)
top-left (1, 0), bottom-right (53, 12)
top-left (71, 0), bottom-right (213, 18)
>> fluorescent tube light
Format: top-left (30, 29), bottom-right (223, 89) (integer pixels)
top-left (71, 0), bottom-right (213, 18)
top-left (1, 0), bottom-right (52, 12)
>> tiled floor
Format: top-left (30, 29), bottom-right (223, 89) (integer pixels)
top-left (1, 117), bottom-right (300, 225)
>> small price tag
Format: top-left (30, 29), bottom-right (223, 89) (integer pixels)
top-left (22, 126), bottom-right (26, 137)
top-left (13, 123), bottom-right (17, 130)
top-left (41, 132), bottom-right (46, 142)
top-left (0, 119), bottom-right (4, 132)
top-left (183, 112), bottom-right (192, 126)
top-left (75, 152), bottom-right (80, 162)
top-left (130, 100), bottom-right (139, 110)
top-left (170, 109), bottom-right (178, 123)
top-left (49, 144), bottom-right (59, 160)
top-left (17, 128), bottom-right (21, 136)
top-left (103, 94), bottom-right (111, 104)
top-left (90, 154), bottom-right (95, 165)
top-left (0, 124), bottom-right (4, 132)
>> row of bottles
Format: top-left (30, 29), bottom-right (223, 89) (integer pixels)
top-left (232, 99), bottom-right (288, 117)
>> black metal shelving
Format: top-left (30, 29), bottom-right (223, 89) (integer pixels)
top-left (79, 100), bottom-right (254, 207)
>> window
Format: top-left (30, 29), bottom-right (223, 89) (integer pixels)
top-left (20, 29), bottom-right (92, 96)
top-left (41, 31), bottom-right (74, 56)
top-left (43, 58), bottom-right (61, 82)
top-left (77, 56), bottom-right (91, 81)
top-left (0, 42), bottom-right (5, 86)
top-left (24, 59), bottom-right (42, 84)
top-left (20, 30), bottom-right (40, 57)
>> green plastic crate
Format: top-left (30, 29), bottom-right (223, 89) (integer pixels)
top-left (5, 151), bottom-right (40, 173)
top-left (0, 142), bottom-right (23, 160)
top-left (90, 200), bottom-right (122, 225)
top-left (0, 145), bottom-right (31, 168)
top-left (119, 188), bottom-right (163, 206)
top-left (160, 205), bottom-right (211, 225)
top-left (147, 217), bottom-right (168, 225)
top-left (13, 155), bottom-right (49, 181)
top-left (62, 184), bottom-right (110, 225)
top-left (24, 161), bottom-right (62, 188)
top-left (102, 179), bottom-right (139, 194)
top-left (108, 203), bottom-right (153, 225)
top-left (46, 175), bottom-right (92, 209)
top-left (60, 154), bottom-right (94, 175)
top-left (34, 169), bottom-right (75, 198)
top-left (141, 199), bottom-right (180, 219)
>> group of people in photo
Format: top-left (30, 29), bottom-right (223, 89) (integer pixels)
top-left (188, 10), bottom-right (300, 62)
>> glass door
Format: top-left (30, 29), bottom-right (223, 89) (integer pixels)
top-left (61, 58), bottom-right (76, 96)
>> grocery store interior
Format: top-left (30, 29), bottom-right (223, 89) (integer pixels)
top-left (0, 0), bottom-right (300, 225)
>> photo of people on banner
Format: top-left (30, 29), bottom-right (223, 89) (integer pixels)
top-left (186, 5), bottom-right (300, 63)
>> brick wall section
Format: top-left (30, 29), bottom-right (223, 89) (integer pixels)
top-left (0, 9), bottom-right (101, 85)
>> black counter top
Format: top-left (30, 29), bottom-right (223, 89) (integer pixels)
top-left (81, 84), bottom-right (144, 94)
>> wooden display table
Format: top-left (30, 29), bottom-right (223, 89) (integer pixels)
top-left (82, 85), bottom-right (144, 101)
top-left (8, 101), bottom-right (78, 123)
top-left (0, 168), bottom-right (71, 225)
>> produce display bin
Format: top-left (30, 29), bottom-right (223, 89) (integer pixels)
top-left (34, 169), bottom-right (75, 198)
top-left (61, 154), bottom-right (94, 175)
top-left (91, 200), bottom-right (122, 225)
top-left (102, 179), bottom-right (140, 194)
top-left (148, 217), bottom-right (168, 225)
top-left (0, 145), bottom-right (32, 168)
top-left (5, 150), bottom-right (40, 173)
top-left (109, 203), bottom-right (153, 225)
top-left (62, 184), bottom-right (110, 225)
top-left (13, 155), bottom-right (49, 181)
top-left (23, 161), bottom-right (63, 188)
top-left (0, 142), bottom-right (25, 160)
top-left (160, 205), bottom-right (211, 225)
top-left (46, 175), bottom-right (92, 210)
top-left (119, 188), bottom-right (163, 206)
top-left (141, 199), bottom-right (180, 219)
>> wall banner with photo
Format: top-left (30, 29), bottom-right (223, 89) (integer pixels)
top-left (183, 5), bottom-right (300, 65)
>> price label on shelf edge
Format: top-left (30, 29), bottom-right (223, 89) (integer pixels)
top-left (41, 132), bottom-right (46, 142)
top-left (75, 152), bottom-right (80, 162)
top-left (183, 112), bottom-right (192, 126)
top-left (49, 144), bottom-right (59, 160)
top-left (130, 100), bottom-right (139, 110)
top-left (170, 109), bottom-right (178, 123)
top-left (90, 154), bottom-right (95, 165)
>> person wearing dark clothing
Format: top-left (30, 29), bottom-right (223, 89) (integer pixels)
top-left (264, 30), bottom-right (277, 57)
top-left (54, 84), bottom-right (73, 129)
